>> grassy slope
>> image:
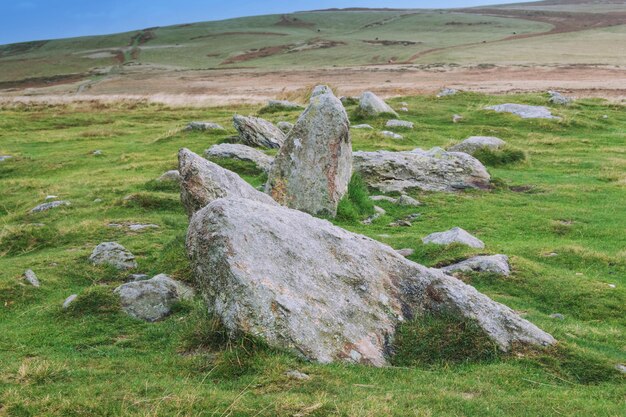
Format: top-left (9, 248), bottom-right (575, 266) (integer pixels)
top-left (0, 93), bottom-right (624, 416)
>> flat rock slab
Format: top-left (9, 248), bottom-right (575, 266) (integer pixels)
top-left (205, 143), bottom-right (274, 173)
top-left (353, 147), bottom-right (490, 193)
top-left (187, 197), bottom-right (554, 366)
top-left (386, 120), bottom-right (414, 129)
top-left (30, 201), bottom-right (70, 213)
top-left (422, 227), bottom-right (485, 249)
top-left (441, 255), bottom-right (510, 276)
top-left (89, 242), bottom-right (137, 270)
top-left (184, 122), bottom-right (225, 131)
top-left (233, 115), bottom-right (286, 149)
top-left (114, 274), bottom-right (194, 322)
top-left (359, 92), bottom-right (398, 117)
top-left (449, 136), bottom-right (506, 155)
top-left (485, 104), bottom-right (559, 119)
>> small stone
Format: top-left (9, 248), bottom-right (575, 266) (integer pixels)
top-left (63, 294), bottom-right (78, 309)
top-left (45, 195), bottom-right (58, 200)
top-left (158, 170), bottom-right (181, 182)
top-left (129, 274), bottom-right (150, 281)
top-left (184, 122), bottom-right (225, 131)
top-left (449, 136), bottom-right (506, 155)
top-left (400, 102), bottom-right (408, 107)
top-left (386, 119), bottom-right (414, 129)
top-left (437, 88), bottom-right (458, 97)
top-left (389, 220), bottom-right (412, 227)
top-left (285, 370), bottom-right (310, 380)
top-left (30, 201), bottom-right (70, 213)
top-left (615, 364), bottom-right (626, 374)
top-left (399, 107), bottom-right (409, 112)
top-left (374, 206), bottom-right (386, 215)
top-left (602, 115), bottom-right (608, 119)
top-left (265, 100), bottom-right (303, 110)
top-left (550, 313), bottom-right (565, 320)
top-left (441, 255), bottom-right (510, 276)
top-left (277, 121), bottom-right (294, 134)
top-left (397, 194), bottom-right (421, 207)
top-left (351, 124), bottom-right (373, 129)
top-left (93, 150), bottom-right (103, 156)
top-left (94, 198), bottom-right (103, 203)
top-left (128, 224), bottom-right (159, 232)
top-left (89, 242), bottom-right (137, 270)
top-left (396, 248), bottom-right (415, 257)
top-left (575, 272), bottom-right (583, 276)
top-left (381, 131), bottom-right (403, 139)
top-left (0, 155), bottom-right (13, 162)
top-left (452, 114), bottom-right (463, 123)
top-left (358, 91), bottom-right (398, 117)
top-left (422, 227), bottom-right (485, 249)
top-left (608, 284), bottom-right (616, 288)
top-left (485, 104), bottom-right (559, 119)
top-left (24, 269), bottom-right (40, 287)
top-left (205, 143), bottom-right (274, 173)
top-left (548, 91), bottom-right (571, 105)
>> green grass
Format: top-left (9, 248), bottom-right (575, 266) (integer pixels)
top-left (0, 93), bottom-right (624, 416)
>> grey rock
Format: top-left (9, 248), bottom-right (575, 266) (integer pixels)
top-left (205, 143), bottom-right (274, 173)
top-left (265, 100), bottom-right (303, 110)
top-left (399, 107), bottom-right (409, 112)
top-left (128, 224), bottom-right (159, 232)
top-left (370, 195), bottom-right (398, 203)
top-left (449, 136), bottom-right (506, 155)
top-left (45, 195), bottom-right (58, 200)
top-left (441, 255), bottom-right (510, 276)
top-left (24, 269), bottom-right (40, 287)
top-left (386, 119), bottom-right (414, 129)
top-left (361, 206), bottom-right (386, 225)
top-left (233, 115), bottom-right (286, 149)
top-left (358, 92), bottom-right (398, 117)
top-left (187, 197), bottom-right (555, 366)
top-left (389, 219), bottom-right (412, 227)
top-left (352, 124), bottom-right (374, 130)
top-left (178, 148), bottom-right (277, 217)
top-left (114, 274), bottom-right (194, 322)
top-left (422, 227), bottom-right (485, 249)
top-left (485, 103), bottom-right (559, 119)
top-left (30, 201), bottom-right (70, 213)
top-left (311, 85), bottom-right (332, 98)
top-left (615, 364), bottom-right (626, 374)
top-left (93, 150), bottom-right (103, 156)
top-left (89, 242), bottom-right (137, 270)
top-left (353, 148), bottom-right (491, 193)
top-left (184, 121), bottom-right (225, 131)
top-left (158, 170), bottom-right (181, 182)
top-left (452, 114), bottom-right (463, 123)
top-left (400, 102), bottom-right (408, 107)
top-left (266, 90), bottom-right (352, 216)
top-left (548, 91), bottom-right (571, 105)
top-left (0, 155), bottom-right (13, 162)
top-left (277, 121), bottom-right (294, 134)
top-left (381, 131), bottom-right (403, 139)
top-left (285, 370), bottom-right (310, 380)
top-left (437, 87), bottom-right (458, 97)
top-left (550, 313), bottom-right (565, 320)
top-left (397, 194), bottom-right (421, 207)
top-left (129, 274), bottom-right (150, 281)
top-left (93, 198), bottom-right (103, 203)
top-left (396, 248), bottom-right (415, 257)
top-left (63, 294), bottom-right (78, 309)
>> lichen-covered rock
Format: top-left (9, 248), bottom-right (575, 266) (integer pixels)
top-left (89, 242), bottom-right (137, 270)
top-left (353, 147), bottom-right (490, 193)
top-left (24, 269), bottom-right (40, 287)
top-left (449, 136), bottom-right (506, 155)
top-left (205, 143), bottom-right (274, 172)
top-left (233, 115), bottom-right (286, 149)
top-left (422, 227), bottom-right (485, 249)
top-left (277, 121), bottom-right (294, 134)
top-left (266, 90), bottom-right (352, 216)
top-left (29, 200), bottom-right (70, 213)
top-left (187, 197), bottom-right (555, 366)
top-left (114, 274), bottom-right (194, 322)
top-left (441, 255), bottom-right (510, 276)
top-left (386, 120), bottom-right (414, 129)
top-left (184, 122), bottom-right (225, 131)
top-left (178, 148), bottom-right (277, 217)
top-left (358, 92), bottom-right (398, 117)
top-left (485, 104), bottom-right (559, 119)
top-left (158, 170), bottom-right (181, 182)
top-left (548, 91), bottom-right (572, 105)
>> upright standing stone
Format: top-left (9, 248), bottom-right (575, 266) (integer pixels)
top-left (266, 89), bottom-right (352, 216)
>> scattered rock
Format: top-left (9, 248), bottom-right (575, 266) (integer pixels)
top-left (441, 255), bottom-right (510, 276)
top-left (485, 103), bottom-right (559, 119)
top-left (94, 198), bottom-right (103, 203)
top-left (422, 227), bottom-right (485, 249)
top-left (452, 114), bottom-right (463, 123)
top-left (158, 170), bottom-right (181, 182)
top-left (277, 121), bottom-right (294, 134)
top-left (386, 119), bottom-right (414, 129)
top-left (285, 370), bottom-right (310, 380)
top-left (0, 155), bottom-right (13, 162)
top-left (89, 242), bottom-right (137, 270)
top-left (381, 131), bottom-right (403, 139)
top-left (30, 201), bottom-right (70, 213)
top-left (233, 115), bottom-right (286, 149)
top-left (437, 87), bottom-right (458, 97)
top-left (358, 91), bottom-right (398, 117)
top-left (114, 274), bottom-right (194, 322)
top-left (397, 194), bottom-right (421, 207)
top-left (602, 114), bottom-right (608, 119)
top-left (353, 147), bottom-right (490, 193)
top-left (388, 219), bottom-right (412, 227)
top-left (399, 107), bottom-right (409, 112)
top-left (396, 248), bottom-right (415, 257)
top-left (352, 124), bottom-right (373, 129)
top-left (45, 195), bottom-right (58, 200)
top-left (267, 89), bottom-right (352, 216)
top-left (370, 195), bottom-right (398, 203)
top-left (550, 313), bottom-right (565, 320)
top-left (615, 364), bottom-right (626, 374)
top-left (548, 91), bottom-right (571, 105)
top-left (608, 283), bottom-right (616, 289)
top-left (311, 85), bottom-right (332, 97)
top-left (178, 148), bottom-right (277, 217)
top-left (184, 121), bottom-right (225, 131)
top-left (449, 136), bottom-right (506, 155)
top-left (129, 274), bottom-right (149, 281)
top-left (128, 224), bottom-right (159, 232)
top-left (63, 294), bottom-right (78, 309)
top-left (265, 100), bottom-right (303, 111)
top-left (361, 206), bottom-right (385, 225)
top-left (187, 197), bottom-right (555, 366)
top-left (205, 143), bottom-right (274, 172)
top-left (24, 269), bottom-right (40, 287)
top-left (93, 150), bottom-right (103, 156)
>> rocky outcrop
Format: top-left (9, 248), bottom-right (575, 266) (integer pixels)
top-left (30, 201), bottom-right (70, 213)
top-left (441, 255), bottom-right (511, 276)
top-left (187, 197), bottom-right (555, 366)
top-left (178, 148), bottom-right (277, 217)
top-left (266, 90), bottom-right (352, 216)
top-left (449, 136), bottom-right (506, 155)
top-left (353, 147), bottom-right (490, 193)
top-left (89, 242), bottom-right (137, 270)
top-left (184, 122), bottom-right (225, 131)
top-left (205, 143), bottom-right (274, 172)
top-left (233, 115), bottom-right (286, 149)
top-left (114, 274), bottom-right (194, 322)
top-left (422, 227), bottom-right (485, 249)
top-left (358, 92), bottom-right (398, 117)
top-left (485, 104), bottom-right (559, 119)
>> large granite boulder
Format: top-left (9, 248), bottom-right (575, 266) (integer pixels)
top-left (266, 89), bottom-right (352, 216)
top-left (358, 92), bottom-right (398, 117)
top-left (205, 143), bottom-right (274, 172)
top-left (449, 136), bottom-right (506, 155)
top-left (114, 274), bottom-right (194, 322)
top-left (485, 104), bottom-right (558, 119)
top-left (89, 242), bottom-right (137, 270)
top-left (233, 115), bottom-right (286, 149)
top-left (178, 148), bottom-right (277, 217)
top-left (187, 197), bottom-right (555, 366)
top-left (441, 255), bottom-right (511, 276)
top-left (353, 147), bottom-right (490, 193)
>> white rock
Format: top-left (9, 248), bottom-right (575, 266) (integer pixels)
top-left (89, 242), bottom-right (137, 270)
top-left (184, 121), bottom-right (225, 131)
top-left (352, 124), bottom-right (373, 130)
top-left (63, 294), bottom-right (78, 309)
top-left (548, 91), bottom-right (571, 105)
top-left (370, 195), bottom-right (398, 203)
top-left (45, 195), bottom-right (58, 200)
top-left (30, 201), bottom-right (70, 213)
top-left (0, 155), bottom-right (13, 162)
top-left (453, 114), bottom-right (463, 123)
top-left (397, 194), bottom-right (421, 206)
top-left (24, 269), bottom-right (40, 287)
top-left (386, 119), bottom-right (414, 129)
top-left (128, 224), bottom-right (159, 232)
top-left (422, 227), bottom-right (485, 249)
top-left (381, 131), bottom-right (403, 139)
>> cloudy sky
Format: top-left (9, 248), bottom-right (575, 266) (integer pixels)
top-left (0, 0), bottom-right (530, 45)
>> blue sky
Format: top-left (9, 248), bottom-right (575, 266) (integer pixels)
top-left (0, 0), bottom-right (531, 45)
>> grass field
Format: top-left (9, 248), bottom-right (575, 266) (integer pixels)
top-left (0, 92), bottom-right (624, 416)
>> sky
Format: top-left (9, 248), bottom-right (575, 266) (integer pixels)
top-left (0, 0), bottom-right (533, 45)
